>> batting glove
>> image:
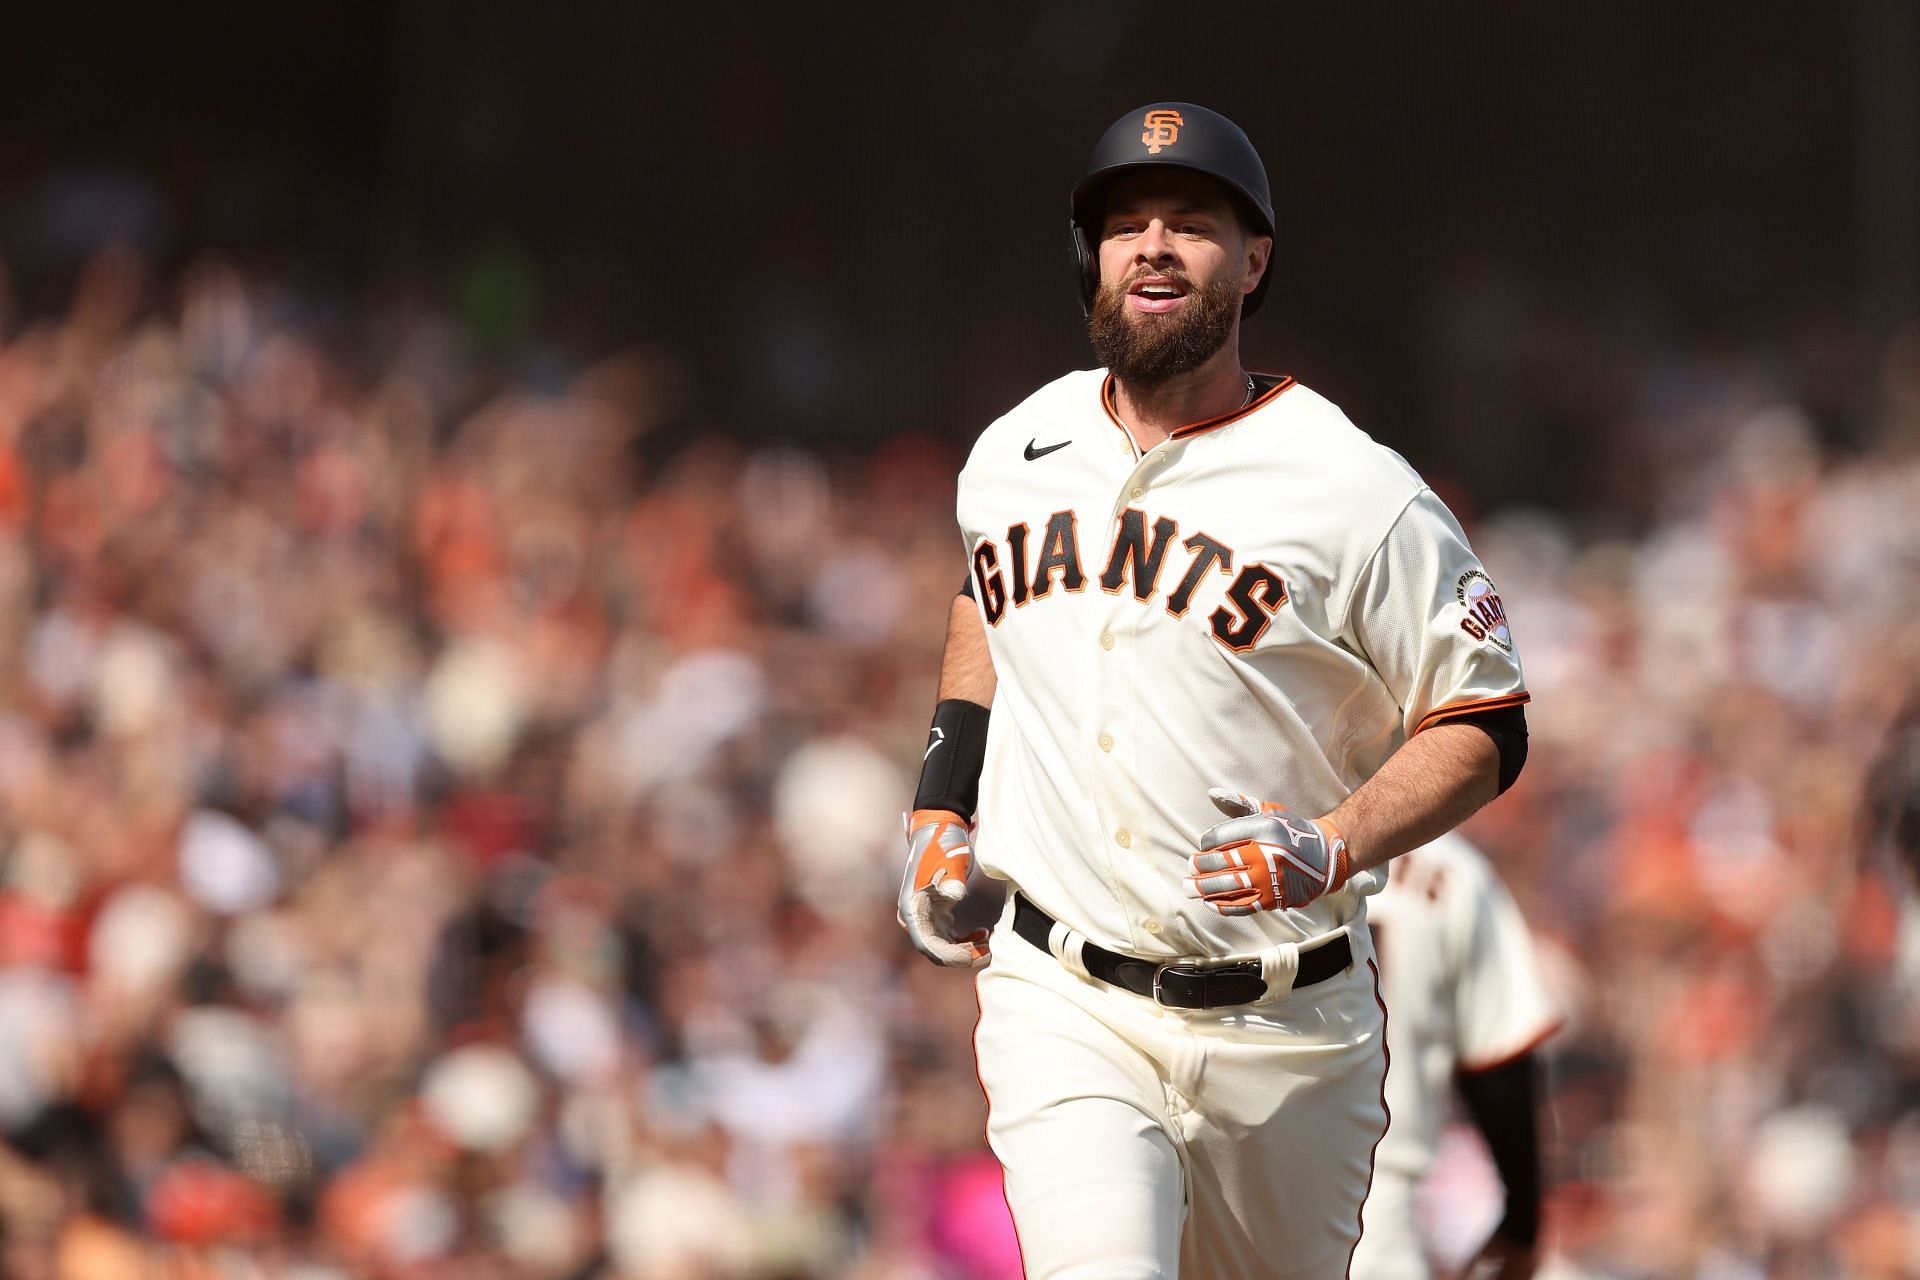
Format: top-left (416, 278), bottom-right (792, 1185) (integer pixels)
top-left (896, 809), bottom-right (991, 968)
top-left (1184, 788), bottom-right (1352, 915)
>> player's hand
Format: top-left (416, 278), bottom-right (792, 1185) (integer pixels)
top-left (896, 809), bottom-right (991, 968)
top-left (1184, 788), bottom-right (1351, 915)
top-left (1461, 1230), bottom-right (1538, 1280)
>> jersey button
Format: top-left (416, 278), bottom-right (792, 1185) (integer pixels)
top-left (1129, 486), bottom-right (1145, 499)
top-left (1099, 632), bottom-right (1115, 650)
top-left (1143, 919), bottom-right (1163, 935)
top-left (1098, 733), bottom-right (1114, 752)
top-left (1115, 828), bottom-right (1132, 848)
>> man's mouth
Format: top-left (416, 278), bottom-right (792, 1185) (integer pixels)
top-left (1127, 276), bottom-right (1189, 315)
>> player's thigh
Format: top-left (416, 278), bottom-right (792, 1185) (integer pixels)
top-left (975, 951), bottom-right (1185, 1279)
top-left (993, 1094), bottom-right (1185, 1280)
top-left (1177, 967), bottom-right (1390, 1280)
top-left (1349, 1171), bottom-right (1429, 1280)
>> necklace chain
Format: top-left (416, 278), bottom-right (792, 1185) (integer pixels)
top-left (1116, 375), bottom-right (1260, 452)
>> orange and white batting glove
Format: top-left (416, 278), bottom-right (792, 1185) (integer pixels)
top-left (1184, 788), bottom-right (1351, 915)
top-left (896, 809), bottom-right (991, 968)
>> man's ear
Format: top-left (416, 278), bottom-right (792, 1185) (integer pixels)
top-left (1243, 235), bottom-right (1273, 299)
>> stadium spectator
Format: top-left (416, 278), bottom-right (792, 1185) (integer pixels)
top-left (0, 249), bottom-right (1915, 1276)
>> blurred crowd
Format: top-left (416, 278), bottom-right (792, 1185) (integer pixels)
top-left (0, 249), bottom-right (1916, 1279)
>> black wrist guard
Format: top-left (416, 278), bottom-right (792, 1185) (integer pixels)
top-left (913, 699), bottom-right (990, 821)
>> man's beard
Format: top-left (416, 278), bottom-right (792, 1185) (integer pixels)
top-left (1087, 273), bottom-right (1241, 389)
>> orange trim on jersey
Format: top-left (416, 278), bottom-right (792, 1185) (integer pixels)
top-left (1099, 373), bottom-right (1296, 441)
top-left (1413, 691), bottom-right (1532, 736)
top-left (1344, 956), bottom-right (1392, 1280)
top-left (971, 970), bottom-right (1028, 1277)
top-left (1458, 1016), bottom-right (1564, 1074)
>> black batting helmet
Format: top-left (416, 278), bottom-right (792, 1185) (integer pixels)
top-left (1069, 102), bottom-right (1276, 318)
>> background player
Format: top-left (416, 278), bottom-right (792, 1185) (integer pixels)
top-left (898, 101), bottom-right (1532, 1278)
top-left (1351, 832), bottom-right (1561, 1280)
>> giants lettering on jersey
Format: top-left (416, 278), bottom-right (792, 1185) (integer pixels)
top-left (971, 507), bottom-right (1289, 653)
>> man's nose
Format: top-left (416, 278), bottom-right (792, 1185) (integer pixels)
top-left (1135, 219), bottom-right (1175, 264)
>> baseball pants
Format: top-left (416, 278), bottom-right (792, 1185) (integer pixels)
top-left (1347, 1170), bottom-right (1426, 1280)
top-left (973, 900), bottom-right (1389, 1280)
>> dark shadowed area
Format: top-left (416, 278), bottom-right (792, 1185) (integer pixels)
top-left (4, 3), bottom-right (1912, 519)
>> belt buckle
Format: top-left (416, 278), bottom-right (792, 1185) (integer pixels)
top-left (1151, 959), bottom-right (1263, 1009)
top-left (1150, 962), bottom-right (1191, 1008)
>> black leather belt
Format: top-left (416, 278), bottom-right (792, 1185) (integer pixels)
top-left (1012, 893), bottom-right (1352, 1010)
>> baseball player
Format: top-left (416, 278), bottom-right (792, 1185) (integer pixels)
top-left (1351, 832), bottom-right (1560, 1280)
top-left (897, 102), bottom-right (1531, 1279)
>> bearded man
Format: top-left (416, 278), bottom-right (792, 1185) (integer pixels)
top-left (895, 102), bottom-right (1534, 1279)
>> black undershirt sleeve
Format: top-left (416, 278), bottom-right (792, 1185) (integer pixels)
top-left (1455, 1051), bottom-right (1544, 1248)
top-left (1447, 704), bottom-right (1529, 794)
top-left (959, 572), bottom-right (974, 600)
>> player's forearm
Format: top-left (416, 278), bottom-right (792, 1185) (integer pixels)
top-left (911, 594), bottom-right (995, 824)
top-left (935, 594), bottom-right (996, 706)
top-left (1319, 722), bottom-right (1498, 874)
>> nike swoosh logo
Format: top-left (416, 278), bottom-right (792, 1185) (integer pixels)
top-left (924, 727), bottom-right (946, 761)
top-left (1025, 438), bottom-right (1070, 461)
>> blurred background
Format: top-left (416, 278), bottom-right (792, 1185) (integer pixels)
top-left (1, 3), bottom-right (1918, 1277)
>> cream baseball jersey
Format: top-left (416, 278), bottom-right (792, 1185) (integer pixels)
top-left (956, 369), bottom-right (1527, 960)
top-left (1366, 831), bottom-right (1560, 1176)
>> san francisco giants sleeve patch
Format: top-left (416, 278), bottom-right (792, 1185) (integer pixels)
top-left (1455, 570), bottom-right (1513, 653)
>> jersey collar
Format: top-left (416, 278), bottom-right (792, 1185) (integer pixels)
top-left (1100, 372), bottom-right (1296, 442)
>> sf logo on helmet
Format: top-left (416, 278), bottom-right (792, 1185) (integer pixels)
top-left (1141, 109), bottom-right (1184, 154)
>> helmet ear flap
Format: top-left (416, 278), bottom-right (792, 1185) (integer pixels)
top-left (1070, 222), bottom-right (1098, 317)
